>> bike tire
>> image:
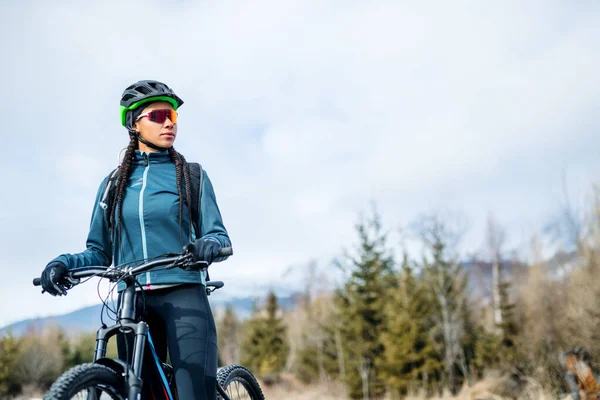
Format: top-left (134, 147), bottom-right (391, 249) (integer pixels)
top-left (217, 364), bottom-right (265, 400)
top-left (44, 363), bottom-right (125, 400)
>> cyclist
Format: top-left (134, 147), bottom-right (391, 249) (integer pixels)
top-left (38, 79), bottom-right (231, 399)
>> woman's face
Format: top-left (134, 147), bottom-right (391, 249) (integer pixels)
top-left (133, 101), bottom-right (178, 151)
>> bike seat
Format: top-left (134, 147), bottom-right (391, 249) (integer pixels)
top-left (206, 281), bottom-right (224, 290)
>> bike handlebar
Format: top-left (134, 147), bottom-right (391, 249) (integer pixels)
top-left (32, 247), bottom-right (233, 287)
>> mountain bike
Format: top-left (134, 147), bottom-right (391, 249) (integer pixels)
top-left (33, 248), bottom-right (264, 400)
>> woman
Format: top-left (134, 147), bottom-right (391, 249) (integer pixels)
top-left (39, 79), bottom-right (231, 399)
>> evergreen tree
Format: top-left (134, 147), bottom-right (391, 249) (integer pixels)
top-left (240, 316), bottom-right (263, 374)
top-left (379, 253), bottom-right (442, 397)
top-left (473, 326), bottom-right (502, 377)
top-left (0, 333), bottom-right (22, 397)
top-left (335, 210), bottom-right (394, 399)
top-left (57, 328), bottom-right (70, 370)
top-left (294, 295), bottom-right (342, 384)
top-left (240, 291), bottom-right (289, 376)
top-left (473, 265), bottom-right (519, 376)
top-left (496, 274), bottom-right (519, 368)
top-left (64, 332), bottom-right (96, 368)
top-left (218, 305), bottom-right (240, 366)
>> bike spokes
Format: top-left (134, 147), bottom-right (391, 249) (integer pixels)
top-left (224, 379), bottom-right (253, 399)
top-left (68, 386), bottom-right (123, 399)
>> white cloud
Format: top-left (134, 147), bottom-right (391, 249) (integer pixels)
top-left (0, 1), bottom-right (599, 327)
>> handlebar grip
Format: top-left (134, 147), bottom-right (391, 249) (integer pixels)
top-left (33, 277), bottom-right (41, 286)
top-left (218, 247), bottom-right (233, 257)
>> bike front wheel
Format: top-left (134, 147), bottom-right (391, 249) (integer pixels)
top-left (44, 363), bottom-right (126, 400)
top-left (217, 364), bottom-right (265, 400)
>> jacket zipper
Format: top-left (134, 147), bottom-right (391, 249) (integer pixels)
top-left (139, 154), bottom-right (151, 287)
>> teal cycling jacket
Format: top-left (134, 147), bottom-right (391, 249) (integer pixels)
top-left (50, 150), bottom-right (231, 288)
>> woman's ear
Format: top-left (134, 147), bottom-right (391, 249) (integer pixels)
top-left (132, 118), bottom-right (142, 132)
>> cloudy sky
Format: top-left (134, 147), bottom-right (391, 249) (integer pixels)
top-left (0, 0), bottom-right (599, 328)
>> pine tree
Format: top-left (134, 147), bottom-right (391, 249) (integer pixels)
top-left (294, 294), bottom-right (342, 384)
top-left (218, 305), bottom-right (240, 366)
top-left (335, 210), bottom-right (394, 399)
top-left (473, 326), bottom-right (502, 377)
top-left (379, 253), bottom-right (442, 397)
top-left (0, 333), bottom-right (22, 397)
top-left (65, 332), bottom-right (97, 368)
top-left (239, 316), bottom-right (264, 374)
top-left (497, 275), bottom-right (519, 368)
top-left (240, 291), bottom-right (289, 377)
top-left (473, 265), bottom-right (524, 377)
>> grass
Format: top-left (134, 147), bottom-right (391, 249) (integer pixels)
top-left (259, 373), bottom-right (560, 400)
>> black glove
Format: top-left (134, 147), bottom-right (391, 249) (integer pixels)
top-left (184, 239), bottom-right (221, 267)
top-left (40, 261), bottom-right (68, 296)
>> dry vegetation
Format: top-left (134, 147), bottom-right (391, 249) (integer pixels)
top-left (259, 373), bottom-right (560, 400)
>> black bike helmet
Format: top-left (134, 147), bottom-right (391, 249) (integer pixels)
top-left (120, 80), bottom-right (184, 128)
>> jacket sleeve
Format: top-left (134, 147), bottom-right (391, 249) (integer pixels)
top-left (198, 169), bottom-right (232, 263)
top-left (50, 177), bottom-right (113, 270)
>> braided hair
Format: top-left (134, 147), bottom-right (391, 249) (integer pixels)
top-left (107, 132), bottom-right (193, 252)
top-left (168, 146), bottom-right (194, 244)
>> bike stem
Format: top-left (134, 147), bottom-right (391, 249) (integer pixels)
top-left (119, 276), bottom-right (138, 322)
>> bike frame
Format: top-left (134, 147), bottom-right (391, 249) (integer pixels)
top-left (55, 256), bottom-right (232, 400)
top-left (92, 273), bottom-right (160, 399)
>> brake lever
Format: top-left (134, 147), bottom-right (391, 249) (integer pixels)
top-left (163, 254), bottom-right (196, 270)
top-left (57, 275), bottom-right (81, 294)
top-left (66, 275), bottom-right (81, 286)
top-left (41, 274), bottom-right (81, 295)
top-left (186, 261), bottom-right (209, 271)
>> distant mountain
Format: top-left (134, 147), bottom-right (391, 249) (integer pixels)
top-left (461, 251), bottom-right (577, 301)
top-left (0, 304), bottom-right (104, 337)
top-left (0, 293), bottom-right (301, 338)
top-left (4, 252), bottom-right (576, 338)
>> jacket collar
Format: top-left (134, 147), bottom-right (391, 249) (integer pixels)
top-left (133, 149), bottom-right (173, 165)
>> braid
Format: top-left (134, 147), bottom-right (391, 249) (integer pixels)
top-left (168, 147), bottom-right (185, 245)
top-left (112, 133), bottom-right (137, 251)
top-left (179, 152), bottom-right (193, 240)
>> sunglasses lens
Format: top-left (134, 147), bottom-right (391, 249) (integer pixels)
top-left (148, 109), bottom-right (177, 124)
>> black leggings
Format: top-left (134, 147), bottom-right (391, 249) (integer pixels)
top-left (117, 283), bottom-right (218, 399)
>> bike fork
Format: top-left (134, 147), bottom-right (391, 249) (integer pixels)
top-left (128, 322), bottom-right (149, 399)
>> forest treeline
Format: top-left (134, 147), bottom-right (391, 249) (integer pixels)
top-left (3, 187), bottom-right (600, 399)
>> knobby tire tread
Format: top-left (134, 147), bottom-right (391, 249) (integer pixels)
top-left (44, 363), bottom-right (125, 400)
top-left (217, 364), bottom-right (265, 400)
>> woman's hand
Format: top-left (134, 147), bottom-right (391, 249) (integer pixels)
top-left (184, 239), bottom-right (221, 266)
top-left (40, 261), bottom-right (68, 296)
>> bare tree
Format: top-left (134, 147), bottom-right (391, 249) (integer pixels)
top-left (358, 354), bottom-right (370, 400)
top-left (14, 328), bottom-right (64, 391)
top-left (544, 171), bottom-right (584, 266)
top-left (335, 325), bottom-right (346, 381)
top-left (486, 214), bottom-right (506, 333)
top-left (415, 212), bottom-right (470, 393)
